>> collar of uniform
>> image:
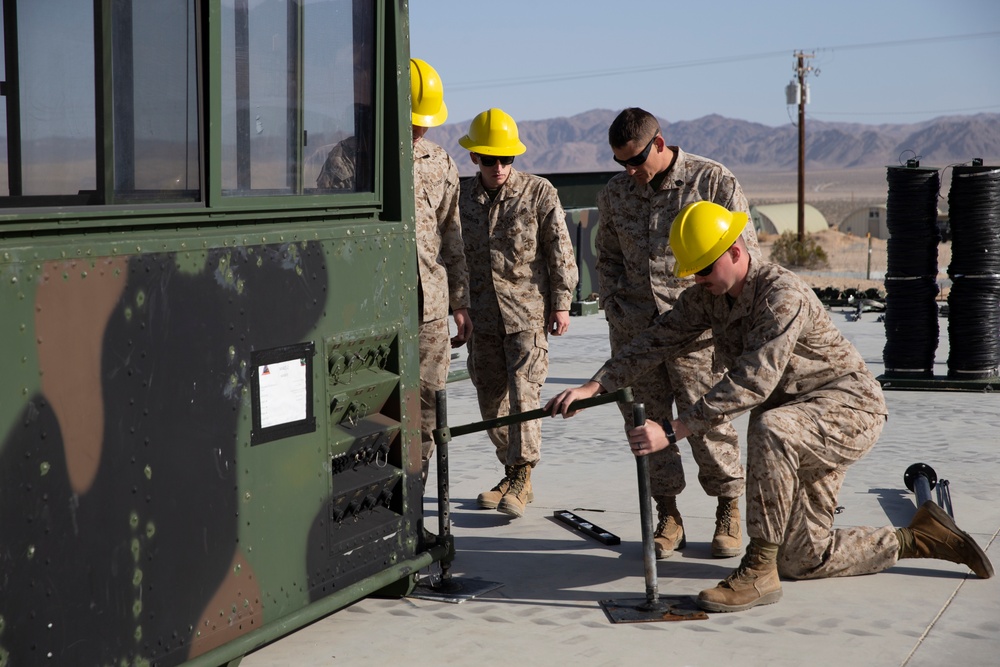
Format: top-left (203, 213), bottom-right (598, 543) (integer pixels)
top-left (656, 146), bottom-right (687, 191)
top-left (413, 136), bottom-right (432, 159)
top-left (633, 146), bottom-right (685, 196)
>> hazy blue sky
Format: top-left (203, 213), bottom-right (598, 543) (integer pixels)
top-left (410, 0), bottom-right (1000, 128)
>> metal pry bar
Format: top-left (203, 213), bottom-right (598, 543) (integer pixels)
top-left (432, 386), bottom-right (634, 446)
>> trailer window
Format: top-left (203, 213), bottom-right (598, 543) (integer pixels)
top-left (220, 0), bottom-right (375, 197)
top-left (111, 0), bottom-right (201, 201)
top-left (1, 0), bottom-right (96, 199)
top-left (0, 0), bottom-right (200, 206)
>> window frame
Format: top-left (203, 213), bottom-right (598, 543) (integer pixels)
top-left (0, 0), bottom-right (387, 226)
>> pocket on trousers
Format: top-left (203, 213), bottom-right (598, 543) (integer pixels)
top-left (524, 332), bottom-right (549, 385)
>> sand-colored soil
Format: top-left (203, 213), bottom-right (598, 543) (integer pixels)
top-left (751, 196), bottom-right (951, 297)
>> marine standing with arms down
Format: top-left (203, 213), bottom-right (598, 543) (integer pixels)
top-left (597, 107), bottom-right (759, 558)
top-left (550, 201), bottom-right (993, 612)
top-left (408, 59), bottom-right (473, 484)
top-left (458, 108), bottom-right (578, 518)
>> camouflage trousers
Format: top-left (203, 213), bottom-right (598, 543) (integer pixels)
top-left (419, 318), bottom-right (451, 464)
top-left (610, 326), bottom-right (744, 499)
top-left (467, 329), bottom-right (548, 466)
top-left (747, 398), bottom-right (898, 579)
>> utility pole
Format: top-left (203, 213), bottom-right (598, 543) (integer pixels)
top-left (792, 51), bottom-right (815, 244)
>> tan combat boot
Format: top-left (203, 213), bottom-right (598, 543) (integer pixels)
top-left (712, 497), bottom-right (743, 558)
top-left (897, 501), bottom-right (994, 578)
top-left (697, 538), bottom-right (783, 613)
top-left (497, 464), bottom-right (532, 518)
top-left (653, 496), bottom-right (686, 558)
top-left (477, 466), bottom-right (514, 509)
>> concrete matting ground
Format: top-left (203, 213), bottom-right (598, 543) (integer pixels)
top-left (243, 309), bottom-right (999, 667)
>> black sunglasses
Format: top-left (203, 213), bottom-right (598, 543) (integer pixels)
top-left (695, 259), bottom-right (717, 277)
top-left (477, 154), bottom-right (515, 167)
top-left (613, 134), bottom-right (658, 168)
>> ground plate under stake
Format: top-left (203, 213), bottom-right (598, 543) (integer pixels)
top-left (409, 576), bottom-right (504, 604)
top-left (600, 596), bottom-right (709, 623)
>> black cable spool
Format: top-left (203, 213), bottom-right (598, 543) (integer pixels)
top-left (948, 165), bottom-right (1000, 276)
top-left (946, 164), bottom-right (1000, 379)
top-left (946, 276), bottom-right (1000, 378)
top-left (885, 166), bottom-right (940, 277)
top-left (882, 276), bottom-right (939, 377)
top-left (883, 166), bottom-right (941, 376)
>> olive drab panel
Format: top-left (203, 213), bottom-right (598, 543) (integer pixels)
top-left (0, 1), bottom-right (423, 665)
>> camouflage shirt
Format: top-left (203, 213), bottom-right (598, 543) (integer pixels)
top-left (414, 138), bottom-right (470, 323)
top-left (593, 261), bottom-right (888, 435)
top-left (316, 136), bottom-right (357, 190)
top-left (459, 168), bottom-right (579, 335)
top-left (596, 147), bottom-right (759, 332)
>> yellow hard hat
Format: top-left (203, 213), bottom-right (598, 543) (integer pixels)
top-left (670, 201), bottom-right (748, 277)
top-left (411, 58), bottom-right (448, 127)
top-left (458, 108), bottom-right (527, 156)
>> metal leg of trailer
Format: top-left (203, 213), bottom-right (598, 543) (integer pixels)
top-left (409, 389), bottom-right (504, 603)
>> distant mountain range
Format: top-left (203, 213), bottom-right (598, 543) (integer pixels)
top-left (430, 110), bottom-right (1000, 176)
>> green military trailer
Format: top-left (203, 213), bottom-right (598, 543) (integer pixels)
top-left (0, 2), bottom-right (441, 665)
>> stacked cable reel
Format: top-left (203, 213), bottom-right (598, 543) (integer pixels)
top-left (880, 157), bottom-right (1000, 389)
top-left (882, 159), bottom-right (941, 380)
top-left (945, 159), bottom-right (1000, 380)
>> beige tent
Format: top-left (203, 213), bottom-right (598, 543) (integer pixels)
top-left (751, 203), bottom-right (828, 236)
top-left (839, 205), bottom-right (889, 239)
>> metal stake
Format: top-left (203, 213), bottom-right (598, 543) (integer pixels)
top-left (599, 403), bottom-right (708, 623)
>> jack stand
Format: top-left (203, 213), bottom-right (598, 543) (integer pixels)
top-left (904, 462), bottom-right (953, 518)
top-left (410, 390), bottom-right (502, 604)
top-left (600, 403), bottom-right (708, 623)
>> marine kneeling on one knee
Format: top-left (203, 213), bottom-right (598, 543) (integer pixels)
top-left (546, 200), bottom-right (994, 613)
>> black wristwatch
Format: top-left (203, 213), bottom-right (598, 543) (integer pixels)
top-left (661, 419), bottom-right (678, 446)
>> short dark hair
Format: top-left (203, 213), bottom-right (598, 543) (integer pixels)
top-left (608, 107), bottom-right (661, 149)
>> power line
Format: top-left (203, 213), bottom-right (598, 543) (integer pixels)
top-left (449, 31), bottom-right (1000, 92)
top-left (811, 104), bottom-right (1000, 117)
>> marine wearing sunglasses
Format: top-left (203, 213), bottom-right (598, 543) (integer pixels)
top-left (476, 154), bottom-right (515, 167)
top-left (613, 133), bottom-right (659, 168)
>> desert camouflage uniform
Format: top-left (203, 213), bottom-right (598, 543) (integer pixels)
top-left (413, 138), bottom-right (470, 463)
top-left (596, 148), bottom-right (759, 499)
top-left (594, 261), bottom-right (897, 579)
top-left (316, 137), bottom-right (357, 190)
top-left (460, 168), bottom-right (578, 466)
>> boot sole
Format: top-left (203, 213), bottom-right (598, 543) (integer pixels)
top-left (921, 501), bottom-right (995, 579)
top-left (655, 534), bottom-right (687, 559)
top-left (496, 503), bottom-right (523, 518)
top-left (478, 491), bottom-right (534, 510)
top-left (696, 589), bottom-right (782, 613)
top-left (711, 546), bottom-right (743, 558)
